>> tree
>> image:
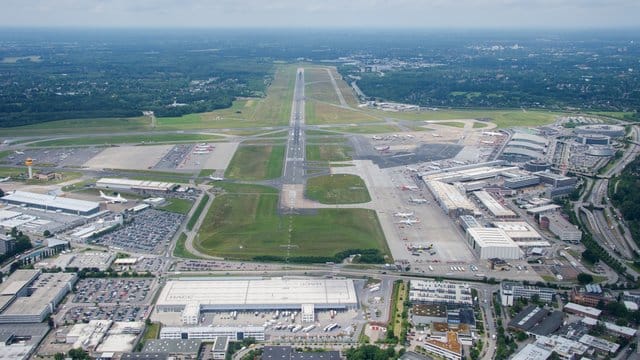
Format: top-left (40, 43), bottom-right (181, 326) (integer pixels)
top-left (43, 230), bottom-right (51, 238)
top-left (577, 273), bottom-right (593, 285)
top-left (582, 249), bottom-right (599, 264)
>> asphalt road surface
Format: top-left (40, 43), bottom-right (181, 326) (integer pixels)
top-left (282, 68), bottom-right (306, 185)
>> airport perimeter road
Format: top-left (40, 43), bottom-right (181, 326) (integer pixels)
top-left (282, 68), bottom-right (306, 185)
top-left (325, 68), bottom-right (349, 108)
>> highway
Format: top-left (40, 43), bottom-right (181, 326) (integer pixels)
top-left (282, 68), bottom-right (306, 185)
top-left (577, 124), bottom-right (640, 280)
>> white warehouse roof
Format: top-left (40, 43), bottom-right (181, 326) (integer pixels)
top-left (96, 178), bottom-right (177, 192)
top-left (1, 190), bottom-right (99, 213)
top-left (156, 278), bottom-right (358, 310)
top-left (467, 227), bottom-right (523, 259)
top-left (473, 191), bottom-right (516, 218)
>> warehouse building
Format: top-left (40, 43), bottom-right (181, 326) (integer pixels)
top-left (1, 190), bottom-right (100, 216)
top-left (160, 326), bottom-right (265, 341)
top-left (563, 302), bottom-right (601, 319)
top-left (535, 172), bottom-right (577, 189)
top-left (156, 278), bottom-right (358, 322)
top-left (0, 270), bottom-right (77, 323)
top-left (511, 343), bottom-right (552, 360)
top-left (543, 213), bottom-right (582, 242)
top-left (426, 181), bottom-right (479, 217)
top-left (459, 215), bottom-right (481, 231)
top-left (466, 228), bottom-right (523, 260)
top-left (472, 191), bottom-right (516, 218)
top-left (504, 175), bottom-right (541, 189)
top-left (409, 280), bottom-right (473, 307)
top-left (96, 178), bottom-right (179, 193)
top-left (493, 222), bottom-right (549, 247)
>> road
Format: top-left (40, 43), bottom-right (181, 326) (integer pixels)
top-left (576, 124), bottom-right (640, 280)
top-left (282, 68), bottom-right (306, 186)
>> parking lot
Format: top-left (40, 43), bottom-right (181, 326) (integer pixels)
top-left (173, 259), bottom-right (281, 273)
top-left (62, 305), bottom-right (151, 323)
top-left (154, 144), bottom-right (194, 170)
top-left (72, 278), bottom-right (155, 304)
top-left (92, 208), bottom-right (184, 253)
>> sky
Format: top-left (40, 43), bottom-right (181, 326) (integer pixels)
top-left (1, 0), bottom-right (638, 29)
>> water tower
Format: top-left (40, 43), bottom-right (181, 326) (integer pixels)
top-left (25, 158), bottom-right (33, 179)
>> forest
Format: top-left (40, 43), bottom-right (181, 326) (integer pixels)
top-left (610, 157), bottom-right (640, 249)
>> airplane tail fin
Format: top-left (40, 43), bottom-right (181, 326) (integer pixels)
top-left (99, 191), bottom-right (106, 197)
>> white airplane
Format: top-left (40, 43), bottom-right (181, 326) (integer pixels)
top-left (99, 191), bottom-right (128, 203)
top-left (209, 175), bottom-right (224, 181)
top-left (431, 133), bottom-right (441, 137)
top-left (482, 131), bottom-right (502, 137)
top-left (406, 166), bottom-right (418, 172)
top-left (14, 150), bottom-right (24, 155)
top-left (409, 197), bottom-right (428, 204)
top-left (398, 219), bottom-right (420, 225)
top-left (393, 211), bottom-right (415, 218)
top-left (400, 185), bottom-right (419, 191)
top-left (0, 177), bottom-right (10, 182)
top-left (372, 135), bottom-right (383, 140)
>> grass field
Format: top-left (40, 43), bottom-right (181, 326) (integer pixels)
top-left (305, 101), bottom-right (381, 125)
top-left (435, 121), bottom-right (466, 128)
top-left (473, 121), bottom-right (489, 128)
top-left (225, 145), bottom-right (284, 180)
top-left (306, 145), bottom-right (352, 162)
top-left (306, 174), bottom-right (370, 204)
top-left (2, 117), bottom-right (153, 136)
top-left (159, 198), bottom-right (194, 215)
top-left (28, 133), bottom-right (223, 147)
top-left (186, 194), bottom-right (209, 231)
top-left (323, 124), bottom-right (402, 134)
top-left (173, 232), bottom-right (201, 259)
top-left (305, 68), bottom-right (341, 105)
top-left (195, 183), bottom-right (388, 261)
top-left (363, 109), bottom-right (563, 128)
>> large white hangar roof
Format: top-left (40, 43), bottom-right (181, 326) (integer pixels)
top-left (1, 190), bottom-right (99, 213)
top-left (157, 278), bottom-right (358, 310)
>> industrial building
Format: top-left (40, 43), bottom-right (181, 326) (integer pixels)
top-left (535, 172), bottom-right (578, 189)
top-left (458, 215), bottom-right (481, 230)
top-left (96, 178), bottom-right (179, 193)
top-left (563, 302), bottom-right (601, 319)
top-left (409, 281), bottom-right (473, 307)
top-left (581, 317), bottom-right (637, 338)
top-left (543, 213), bottom-right (582, 242)
top-left (425, 181), bottom-right (479, 217)
top-left (260, 346), bottom-right (341, 360)
top-left (156, 278), bottom-right (358, 322)
top-left (466, 228), bottom-right (523, 260)
top-left (504, 175), bottom-right (541, 189)
top-left (1, 190), bottom-right (100, 216)
top-left (421, 161), bottom-right (519, 184)
top-left (578, 334), bottom-right (619, 354)
top-left (0, 269), bottom-right (77, 323)
top-left (500, 282), bottom-right (556, 306)
top-left (575, 124), bottom-right (625, 138)
top-left (472, 191), bottom-right (516, 218)
top-left (493, 222), bottom-right (549, 247)
top-left (507, 306), bottom-right (563, 336)
top-left (160, 326), bottom-right (265, 341)
top-left (511, 343), bottom-right (552, 360)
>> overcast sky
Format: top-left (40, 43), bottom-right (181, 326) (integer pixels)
top-left (1, 0), bottom-right (638, 29)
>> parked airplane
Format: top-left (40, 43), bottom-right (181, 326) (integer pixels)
top-left (99, 191), bottom-right (128, 203)
top-left (482, 131), bottom-right (502, 136)
top-left (400, 185), bottom-right (419, 191)
top-left (0, 177), bottom-right (10, 182)
top-left (406, 166), bottom-right (418, 172)
top-left (398, 219), bottom-right (420, 225)
top-left (409, 197), bottom-right (428, 204)
top-left (393, 211), bottom-right (415, 218)
top-left (14, 150), bottom-right (24, 155)
top-left (372, 135), bottom-right (383, 140)
top-left (431, 133), bottom-right (441, 137)
top-left (209, 175), bottom-right (224, 181)
top-left (374, 145), bottom-right (390, 151)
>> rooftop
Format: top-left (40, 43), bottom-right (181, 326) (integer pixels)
top-left (467, 228), bottom-right (521, 249)
top-left (156, 278), bottom-right (357, 309)
top-left (1, 190), bottom-right (99, 213)
top-left (473, 191), bottom-right (516, 217)
top-left (511, 343), bottom-right (551, 360)
top-left (493, 221), bottom-right (543, 240)
top-left (143, 339), bottom-right (202, 354)
top-left (563, 302), bottom-right (601, 317)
